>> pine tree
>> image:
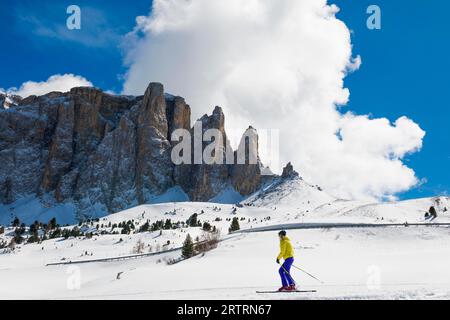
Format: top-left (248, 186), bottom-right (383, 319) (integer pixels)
top-left (139, 221), bottom-right (150, 233)
top-left (229, 217), bottom-right (240, 233)
top-left (29, 222), bottom-right (38, 234)
top-left (12, 217), bottom-right (20, 227)
top-left (164, 219), bottom-right (172, 230)
top-left (202, 222), bottom-right (212, 231)
top-left (27, 230), bottom-right (39, 243)
top-left (429, 206), bottom-right (438, 218)
top-left (14, 225), bottom-right (25, 243)
top-left (187, 213), bottom-right (198, 227)
top-left (182, 234), bottom-right (194, 259)
top-left (49, 218), bottom-right (57, 230)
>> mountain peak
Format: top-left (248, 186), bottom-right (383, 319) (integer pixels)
top-left (0, 83), bottom-right (268, 220)
top-left (281, 162), bottom-right (299, 179)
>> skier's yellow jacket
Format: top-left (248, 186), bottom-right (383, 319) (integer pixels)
top-left (277, 236), bottom-right (294, 260)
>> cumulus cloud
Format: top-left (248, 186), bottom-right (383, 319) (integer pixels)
top-left (122, 0), bottom-right (425, 200)
top-left (7, 74), bottom-right (93, 98)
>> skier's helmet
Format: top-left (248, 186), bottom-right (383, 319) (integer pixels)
top-left (278, 230), bottom-right (287, 237)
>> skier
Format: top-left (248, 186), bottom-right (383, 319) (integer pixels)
top-left (276, 230), bottom-right (296, 291)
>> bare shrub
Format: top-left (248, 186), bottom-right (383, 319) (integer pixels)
top-left (165, 257), bottom-right (183, 265)
top-left (132, 239), bottom-right (145, 254)
top-left (195, 230), bottom-right (221, 255)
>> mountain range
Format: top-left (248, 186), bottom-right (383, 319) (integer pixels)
top-left (0, 83), bottom-right (279, 222)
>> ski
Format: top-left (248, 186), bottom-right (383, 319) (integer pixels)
top-left (256, 290), bottom-right (317, 293)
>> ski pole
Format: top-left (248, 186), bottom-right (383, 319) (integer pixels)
top-left (278, 263), bottom-right (296, 286)
top-left (292, 264), bottom-right (324, 284)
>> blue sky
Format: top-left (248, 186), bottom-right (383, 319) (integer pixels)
top-left (333, 0), bottom-right (450, 199)
top-left (0, 0), bottom-right (448, 200)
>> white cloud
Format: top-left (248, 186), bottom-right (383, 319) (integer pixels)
top-left (7, 74), bottom-right (93, 98)
top-left (122, 0), bottom-right (425, 200)
top-left (347, 55), bottom-right (362, 72)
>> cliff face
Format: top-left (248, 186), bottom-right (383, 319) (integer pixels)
top-left (0, 83), bottom-right (265, 218)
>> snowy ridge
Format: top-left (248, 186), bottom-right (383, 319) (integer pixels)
top-left (312, 196), bottom-right (450, 223)
top-left (239, 175), bottom-right (450, 224)
top-left (243, 176), bottom-right (335, 212)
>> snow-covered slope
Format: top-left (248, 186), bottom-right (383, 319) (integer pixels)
top-left (2, 226), bottom-right (450, 299)
top-left (1, 173), bottom-right (450, 300)
top-left (240, 175), bottom-right (449, 224)
top-left (243, 176), bottom-right (335, 212)
top-left (0, 186), bottom-right (190, 226)
top-left (311, 196), bottom-right (450, 223)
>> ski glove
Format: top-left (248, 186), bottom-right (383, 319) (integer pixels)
top-left (276, 258), bottom-right (280, 264)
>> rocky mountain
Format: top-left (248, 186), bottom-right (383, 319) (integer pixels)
top-left (0, 93), bottom-right (20, 110)
top-left (0, 83), bottom-right (275, 220)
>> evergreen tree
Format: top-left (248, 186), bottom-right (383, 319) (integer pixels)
top-left (12, 217), bottom-right (20, 227)
top-left (164, 219), bottom-right (172, 230)
top-left (121, 224), bottom-right (130, 234)
top-left (186, 213), bottom-right (198, 227)
top-left (139, 221), bottom-right (150, 233)
top-left (151, 220), bottom-right (164, 231)
top-left (49, 218), bottom-right (57, 230)
top-left (202, 222), bottom-right (212, 232)
top-left (229, 217), bottom-right (240, 233)
top-left (13, 229), bottom-right (24, 244)
top-left (27, 230), bottom-right (39, 243)
top-left (49, 228), bottom-right (62, 239)
top-left (429, 206), bottom-right (438, 218)
top-left (29, 222), bottom-right (38, 234)
top-left (182, 234), bottom-right (194, 259)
